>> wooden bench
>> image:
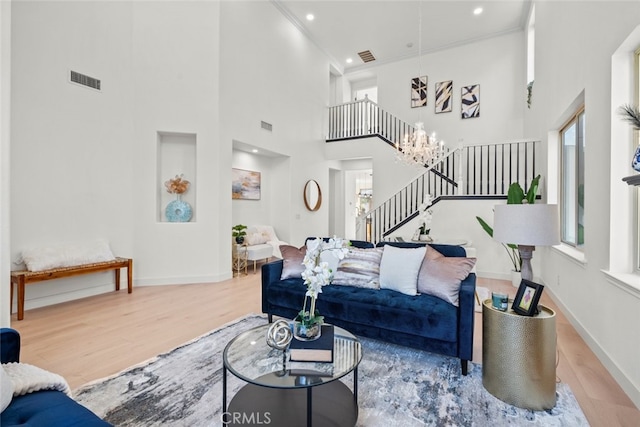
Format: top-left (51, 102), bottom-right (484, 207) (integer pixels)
top-left (10, 257), bottom-right (133, 321)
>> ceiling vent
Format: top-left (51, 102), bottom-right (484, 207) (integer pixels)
top-left (69, 70), bottom-right (101, 91)
top-left (261, 121), bottom-right (273, 132)
top-left (357, 50), bottom-right (376, 63)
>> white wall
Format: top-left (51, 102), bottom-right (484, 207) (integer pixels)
top-left (9, 1), bottom-right (136, 309)
top-left (349, 31), bottom-right (526, 148)
top-left (0, 0), bottom-right (11, 328)
top-left (219, 1), bottom-right (332, 249)
top-left (527, 0), bottom-right (640, 407)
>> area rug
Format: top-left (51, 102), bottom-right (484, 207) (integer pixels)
top-left (74, 315), bottom-right (589, 426)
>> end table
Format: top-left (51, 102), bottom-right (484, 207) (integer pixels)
top-left (482, 299), bottom-right (557, 410)
top-left (232, 243), bottom-right (248, 277)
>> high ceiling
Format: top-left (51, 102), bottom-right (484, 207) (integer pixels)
top-left (275, 0), bottom-right (531, 76)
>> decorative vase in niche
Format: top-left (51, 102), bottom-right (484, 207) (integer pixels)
top-left (632, 146), bottom-right (640, 172)
top-left (165, 195), bottom-right (193, 222)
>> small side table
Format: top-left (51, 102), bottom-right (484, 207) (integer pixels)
top-left (232, 243), bottom-right (248, 277)
top-left (482, 299), bottom-right (557, 410)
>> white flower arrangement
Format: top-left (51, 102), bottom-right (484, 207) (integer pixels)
top-left (298, 237), bottom-right (350, 326)
top-left (417, 194), bottom-right (434, 235)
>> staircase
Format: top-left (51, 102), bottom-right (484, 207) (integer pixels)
top-left (327, 98), bottom-right (540, 244)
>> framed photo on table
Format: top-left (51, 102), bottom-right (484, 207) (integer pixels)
top-left (512, 279), bottom-right (544, 316)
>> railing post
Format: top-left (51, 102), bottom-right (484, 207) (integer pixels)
top-left (456, 149), bottom-right (464, 195)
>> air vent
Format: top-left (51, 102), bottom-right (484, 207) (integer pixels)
top-left (261, 121), bottom-right (273, 132)
top-left (69, 70), bottom-right (101, 91)
top-left (357, 50), bottom-right (376, 63)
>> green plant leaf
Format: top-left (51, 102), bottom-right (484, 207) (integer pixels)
top-left (507, 182), bottom-right (525, 204)
top-left (525, 174), bottom-right (541, 204)
top-left (476, 216), bottom-right (494, 237)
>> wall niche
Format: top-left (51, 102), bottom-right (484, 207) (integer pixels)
top-left (157, 131), bottom-right (197, 223)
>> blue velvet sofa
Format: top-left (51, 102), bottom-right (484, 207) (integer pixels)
top-left (261, 241), bottom-right (476, 375)
top-left (0, 328), bottom-right (110, 427)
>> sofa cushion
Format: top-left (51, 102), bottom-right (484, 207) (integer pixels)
top-left (0, 365), bottom-right (13, 412)
top-left (379, 245), bottom-right (426, 296)
top-left (332, 247), bottom-right (383, 289)
top-left (418, 246), bottom-right (476, 306)
top-left (279, 245), bottom-right (306, 279)
top-left (266, 280), bottom-right (458, 343)
top-left (0, 390), bottom-right (111, 426)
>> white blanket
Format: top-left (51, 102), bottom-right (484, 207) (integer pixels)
top-left (2, 362), bottom-right (71, 397)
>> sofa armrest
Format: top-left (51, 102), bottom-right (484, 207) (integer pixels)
top-left (1, 328), bottom-right (21, 363)
top-left (457, 273), bottom-right (476, 362)
top-left (261, 260), bottom-right (284, 316)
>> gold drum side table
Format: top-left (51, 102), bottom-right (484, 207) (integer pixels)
top-left (482, 299), bottom-right (557, 410)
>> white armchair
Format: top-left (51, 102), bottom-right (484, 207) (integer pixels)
top-left (244, 225), bottom-right (288, 272)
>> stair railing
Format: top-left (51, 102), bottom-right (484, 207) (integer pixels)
top-left (356, 140), bottom-right (540, 244)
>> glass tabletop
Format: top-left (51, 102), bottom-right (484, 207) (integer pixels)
top-left (223, 323), bottom-right (362, 389)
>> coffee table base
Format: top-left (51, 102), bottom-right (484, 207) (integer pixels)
top-left (226, 380), bottom-right (357, 427)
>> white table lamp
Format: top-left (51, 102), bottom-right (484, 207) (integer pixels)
top-left (493, 204), bottom-right (560, 281)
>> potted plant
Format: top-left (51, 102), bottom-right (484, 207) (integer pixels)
top-left (232, 224), bottom-right (247, 244)
top-left (476, 175), bottom-right (540, 286)
top-left (617, 104), bottom-right (640, 171)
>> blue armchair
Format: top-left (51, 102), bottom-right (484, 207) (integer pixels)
top-left (1, 328), bottom-right (110, 427)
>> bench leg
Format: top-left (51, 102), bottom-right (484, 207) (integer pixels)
top-left (17, 277), bottom-right (25, 321)
top-left (127, 259), bottom-right (133, 293)
top-left (115, 268), bottom-right (121, 291)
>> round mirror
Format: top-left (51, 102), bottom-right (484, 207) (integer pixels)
top-left (303, 180), bottom-right (322, 211)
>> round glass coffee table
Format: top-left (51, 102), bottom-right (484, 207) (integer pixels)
top-left (222, 323), bottom-right (362, 426)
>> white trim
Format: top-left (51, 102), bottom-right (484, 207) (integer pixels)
top-left (602, 270), bottom-right (640, 299)
top-left (551, 244), bottom-right (587, 266)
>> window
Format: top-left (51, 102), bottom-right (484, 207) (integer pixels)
top-left (560, 108), bottom-right (585, 247)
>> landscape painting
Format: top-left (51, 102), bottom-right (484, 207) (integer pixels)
top-left (232, 168), bottom-right (261, 200)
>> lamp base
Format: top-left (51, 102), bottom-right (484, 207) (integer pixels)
top-left (518, 245), bottom-right (535, 282)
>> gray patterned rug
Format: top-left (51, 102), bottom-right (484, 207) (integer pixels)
top-left (74, 315), bottom-right (589, 426)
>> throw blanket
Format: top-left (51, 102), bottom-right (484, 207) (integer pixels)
top-left (2, 362), bottom-right (71, 397)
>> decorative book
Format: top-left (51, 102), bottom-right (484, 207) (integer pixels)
top-left (289, 325), bottom-right (335, 363)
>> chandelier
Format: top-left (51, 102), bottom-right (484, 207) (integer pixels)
top-left (395, 1), bottom-right (446, 168)
top-left (396, 123), bottom-right (445, 168)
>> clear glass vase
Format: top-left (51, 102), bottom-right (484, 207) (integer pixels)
top-left (293, 319), bottom-right (322, 341)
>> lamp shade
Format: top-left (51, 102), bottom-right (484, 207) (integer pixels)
top-left (493, 204), bottom-right (560, 246)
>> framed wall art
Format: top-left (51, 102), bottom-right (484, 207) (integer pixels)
top-left (461, 84), bottom-right (480, 119)
top-left (232, 168), bottom-right (261, 200)
top-left (435, 80), bottom-right (453, 113)
top-left (411, 76), bottom-right (428, 108)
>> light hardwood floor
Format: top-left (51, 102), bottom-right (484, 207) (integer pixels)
top-left (8, 272), bottom-right (639, 427)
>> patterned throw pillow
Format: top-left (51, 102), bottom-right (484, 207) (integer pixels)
top-left (379, 245), bottom-right (427, 296)
top-left (280, 245), bottom-right (306, 279)
top-left (332, 247), bottom-right (383, 289)
top-left (417, 246), bottom-right (476, 306)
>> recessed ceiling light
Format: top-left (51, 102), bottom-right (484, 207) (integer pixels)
top-left (306, 13), bottom-right (314, 21)
top-left (252, 149), bottom-right (258, 153)
top-left (473, 7), bottom-right (483, 15)
top-left (346, 58), bottom-right (353, 64)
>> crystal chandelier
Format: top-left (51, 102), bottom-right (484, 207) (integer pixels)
top-left (395, 1), bottom-right (446, 168)
top-left (396, 122), bottom-right (445, 167)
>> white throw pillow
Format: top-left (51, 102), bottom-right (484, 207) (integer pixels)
top-left (0, 365), bottom-right (13, 412)
top-left (20, 239), bottom-right (115, 272)
top-left (379, 245), bottom-right (427, 296)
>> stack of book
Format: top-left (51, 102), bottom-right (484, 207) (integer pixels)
top-left (289, 324), bottom-right (335, 363)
